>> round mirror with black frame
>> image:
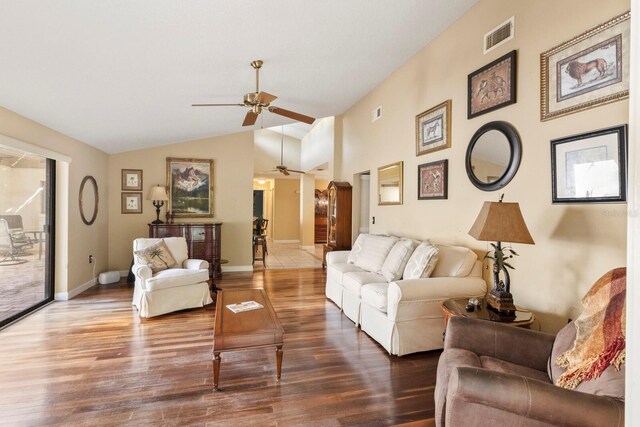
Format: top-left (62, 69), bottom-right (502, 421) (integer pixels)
top-left (79, 175), bottom-right (99, 225)
top-left (465, 121), bottom-right (522, 191)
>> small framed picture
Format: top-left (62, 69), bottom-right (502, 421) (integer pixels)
top-left (121, 169), bottom-right (143, 191)
top-left (540, 12), bottom-right (630, 121)
top-left (416, 100), bottom-right (451, 156)
top-left (468, 50), bottom-right (517, 119)
top-left (551, 125), bottom-right (627, 204)
top-left (418, 159), bottom-right (448, 200)
top-left (121, 192), bottom-right (143, 214)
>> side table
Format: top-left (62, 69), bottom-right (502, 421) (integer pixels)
top-left (440, 297), bottom-right (535, 332)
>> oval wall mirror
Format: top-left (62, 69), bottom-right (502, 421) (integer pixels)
top-left (79, 175), bottom-right (99, 225)
top-left (465, 121), bottom-right (522, 191)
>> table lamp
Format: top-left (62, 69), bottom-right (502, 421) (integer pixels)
top-left (468, 195), bottom-right (534, 313)
top-left (147, 185), bottom-right (169, 224)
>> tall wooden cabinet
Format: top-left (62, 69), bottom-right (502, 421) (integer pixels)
top-left (322, 181), bottom-right (352, 269)
top-left (148, 223), bottom-right (222, 279)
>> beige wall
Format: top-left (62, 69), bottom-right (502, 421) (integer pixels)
top-left (315, 178), bottom-right (329, 190)
top-left (0, 107), bottom-right (109, 297)
top-left (340, 0), bottom-right (629, 332)
top-left (273, 178), bottom-right (300, 241)
top-left (108, 132), bottom-right (254, 271)
top-left (301, 117), bottom-right (334, 174)
top-left (254, 129), bottom-right (301, 177)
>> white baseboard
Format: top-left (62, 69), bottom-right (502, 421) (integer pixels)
top-left (300, 245), bottom-right (316, 251)
top-left (55, 277), bottom-right (97, 301)
top-left (273, 240), bottom-right (300, 243)
top-left (222, 265), bottom-right (254, 272)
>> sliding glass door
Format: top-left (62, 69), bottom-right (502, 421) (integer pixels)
top-left (0, 145), bottom-right (55, 328)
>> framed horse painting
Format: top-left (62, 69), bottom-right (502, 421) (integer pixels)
top-left (416, 100), bottom-right (451, 156)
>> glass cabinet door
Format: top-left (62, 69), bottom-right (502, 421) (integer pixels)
top-left (328, 186), bottom-right (337, 245)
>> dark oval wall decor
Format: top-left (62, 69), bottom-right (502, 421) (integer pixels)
top-left (465, 121), bottom-right (522, 191)
top-left (79, 175), bottom-right (99, 225)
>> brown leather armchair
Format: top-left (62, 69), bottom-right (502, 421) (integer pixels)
top-left (435, 316), bottom-right (624, 426)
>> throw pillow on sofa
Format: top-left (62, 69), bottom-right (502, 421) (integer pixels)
top-left (381, 239), bottom-right (418, 281)
top-left (403, 241), bottom-right (439, 279)
top-left (354, 235), bottom-right (399, 274)
top-left (134, 239), bottom-right (178, 273)
top-left (348, 233), bottom-right (369, 264)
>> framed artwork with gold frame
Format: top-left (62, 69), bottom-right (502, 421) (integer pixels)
top-left (540, 12), bottom-right (630, 121)
top-left (416, 100), bottom-right (451, 156)
top-left (166, 157), bottom-right (214, 218)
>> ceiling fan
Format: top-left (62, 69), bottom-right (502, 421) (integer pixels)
top-left (272, 126), bottom-right (305, 176)
top-left (192, 60), bottom-right (316, 127)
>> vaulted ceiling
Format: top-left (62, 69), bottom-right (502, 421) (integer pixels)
top-left (0, 0), bottom-right (478, 153)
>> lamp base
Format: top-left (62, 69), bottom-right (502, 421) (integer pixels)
top-left (151, 219), bottom-right (164, 224)
top-left (486, 289), bottom-right (516, 313)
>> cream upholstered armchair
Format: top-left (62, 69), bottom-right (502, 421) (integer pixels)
top-left (132, 237), bottom-right (213, 318)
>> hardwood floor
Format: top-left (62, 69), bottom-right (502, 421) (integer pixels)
top-left (1, 269), bottom-right (440, 426)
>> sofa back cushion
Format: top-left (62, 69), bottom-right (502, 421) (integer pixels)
top-left (549, 321), bottom-right (625, 400)
top-left (348, 233), bottom-right (369, 264)
top-left (381, 239), bottom-right (418, 282)
top-left (431, 245), bottom-right (477, 278)
top-left (354, 235), bottom-right (398, 274)
top-left (403, 241), bottom-right (439, 279)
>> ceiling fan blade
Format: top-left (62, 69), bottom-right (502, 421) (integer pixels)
top-left (282, 169), bottom-right (290, 176)
top-left (242, 111), bottom-right (259, 126)
top-left (192, 103), bottom-right (245, 107)
top-left (268, 106), bottom-right (315, 124)
top-left (256, 91), bottom-right (277, 104)
top-left (286, 169), bottom-right (306, 174)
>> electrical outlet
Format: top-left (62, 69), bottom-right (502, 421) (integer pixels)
top-left (89, 255), bottom-right (94, 264)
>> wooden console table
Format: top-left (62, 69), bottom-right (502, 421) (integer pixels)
top-left (148, 223), bottom-right (223, 280)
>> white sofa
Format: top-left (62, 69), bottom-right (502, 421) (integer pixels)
top-left (326, 234), bottom-right (487, 356)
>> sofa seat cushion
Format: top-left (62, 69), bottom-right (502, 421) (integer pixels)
top-left (381, 239), bottom-right (418, 282)
top-left (354, 235), bottom-right (398, 274)
top-left (328, 262), bottom-right (364, 285)
top-left (145, 268), bottom-right (209, 292)
top-left (432, 245), bottom-right (477, 278)
top-left (342, 271), bottom-right (387, 296)
top-left (479, 356), bottom-right (551, 384)
top-left (361, 283), bottom-right (389, 312)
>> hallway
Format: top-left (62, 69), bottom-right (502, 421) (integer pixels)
top-left (254, 241), bottom-right (323, 270)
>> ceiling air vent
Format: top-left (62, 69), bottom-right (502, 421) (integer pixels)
top-left (371, 106), bottom-right (382, 122)
top-left (484, 16), bottom-right (514, 54)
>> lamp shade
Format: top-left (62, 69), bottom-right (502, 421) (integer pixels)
top-left (468, 201), bottom-right (534, 244)
top-left (147, 185), bottom-right (168, 201)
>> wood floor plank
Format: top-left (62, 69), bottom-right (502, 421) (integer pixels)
top-left (0, 268), bottom-right (440, 426)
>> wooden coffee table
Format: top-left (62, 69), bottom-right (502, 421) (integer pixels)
top-left (212, 288), bottom-right (284, 391)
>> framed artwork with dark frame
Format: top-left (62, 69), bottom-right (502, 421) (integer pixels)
top-left (416, 100), bottom-right (451, 156)
top-left (166, 157), bottom-right (214, 218)
top-left (121, 192), bottom-right (143, 214)
top-left (468, 50), bottom-right (517, 119)
top-left (418, 159), bottom-right (448, 200)
top-left (121, 169), bottom-right (143, 191)
top-left (551, 124), bottom-right (627, 204)
top-left (540, 12), bottom-right (630, 121)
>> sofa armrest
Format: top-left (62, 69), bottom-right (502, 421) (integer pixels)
top-left (183, 259), bottom-right (209, 270)
top-left (445, 316), bottom-right (555, 372)
top-left (326, 250), bottom-right (350, 265)
top-left (387, 277), bottom-right (487, 321)
top-left (447, 367), bottom-right (624, 427)
top-left (132, 264), bottom-right (152, 290)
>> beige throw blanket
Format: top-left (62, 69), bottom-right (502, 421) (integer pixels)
top-left (556, 267), bottom-right (626, 389)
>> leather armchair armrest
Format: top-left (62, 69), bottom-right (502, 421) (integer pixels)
top-left (445, 316), bottom-right (555, 372)
top-left (183, 259), bottom-right (209, 270)
top-left (447, 367), bottom-right (624, 427)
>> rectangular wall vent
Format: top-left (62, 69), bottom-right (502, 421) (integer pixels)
top-left (484, 16), bottom-right (514, 54)
top-left (371, 106), bottom-right (382, 122)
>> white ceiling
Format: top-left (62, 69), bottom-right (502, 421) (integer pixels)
top-left (0, 0), bottom-right (478, 154)
top-left (267, 123), bottom-right (313, 141)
